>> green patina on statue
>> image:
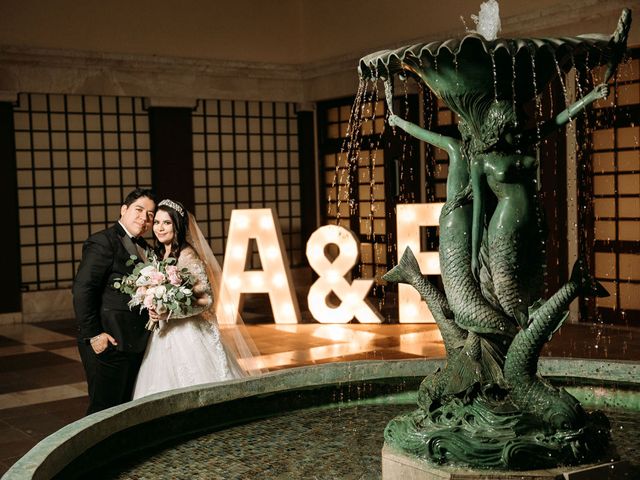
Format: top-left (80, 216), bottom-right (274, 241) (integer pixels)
top-left (359, 8), bottom-right (632, 471)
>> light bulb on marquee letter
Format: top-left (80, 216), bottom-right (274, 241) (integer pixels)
top-left (306, 225), bottom-right (383, 324)
top-left (396, 203), bottom-right (444, 323)
top-left (216, 208), bottom-right (301, 324)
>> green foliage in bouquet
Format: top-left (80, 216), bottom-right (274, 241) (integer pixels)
top-left (114, 250), bottom-right (198, 330)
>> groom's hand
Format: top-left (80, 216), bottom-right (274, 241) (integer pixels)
top-left (90, 332), bottom-right (118, 354)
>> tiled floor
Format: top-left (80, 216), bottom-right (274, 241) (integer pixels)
top-left (1, 306), bottom-right (639, 476)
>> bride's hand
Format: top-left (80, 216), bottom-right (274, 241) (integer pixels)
top-left (195, 293), bottom-right (212, 307)
top-left (149, 309), bottom-right (168, 322)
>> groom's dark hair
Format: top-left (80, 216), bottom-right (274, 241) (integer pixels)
top-left (123, 188), bottom-right (156, 207)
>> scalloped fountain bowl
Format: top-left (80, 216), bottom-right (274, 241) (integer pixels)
top-left (359, 34), bottom-right (615, 100)
top-left (358, 11), bottom-right (628, 125)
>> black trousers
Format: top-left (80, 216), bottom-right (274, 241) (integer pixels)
top-left (78, 341), bottom-right (144, 415)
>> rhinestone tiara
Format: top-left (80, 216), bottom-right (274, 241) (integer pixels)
top-left (158, 199), bottom-right (185, 217)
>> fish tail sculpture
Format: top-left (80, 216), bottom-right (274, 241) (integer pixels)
top-left (383, 247), bottom-right (465, 357)
top-left (503, 259), bottom-right (608, 429)
top-left (385, 247), bottom-right (505, 409)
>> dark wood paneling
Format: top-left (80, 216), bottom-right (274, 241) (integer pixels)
top-left (0, 102), bottom-right (21, 312)
top-left (149, 107), bottom-right (194, 211)
top-left (297, 110), bottom-right (317, 248)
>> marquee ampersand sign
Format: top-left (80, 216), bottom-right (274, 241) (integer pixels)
top-left (306, 225), bottom-right (383, 324)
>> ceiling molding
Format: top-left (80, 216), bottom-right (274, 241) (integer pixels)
top-left (0, 45), bottom-right (305, 102)
top-left (0, 0), bottom-right (631, 102)
top-left (0, 45), bottom-right (302, 80)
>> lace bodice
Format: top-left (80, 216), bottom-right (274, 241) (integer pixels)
top-left (171, 246), bottom-right (212, 319)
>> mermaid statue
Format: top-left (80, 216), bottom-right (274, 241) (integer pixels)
top-left (359, 7), bottom-right (632, 471)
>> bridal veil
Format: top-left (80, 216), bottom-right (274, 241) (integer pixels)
top-left (186, 213), bottom-right (265, 376)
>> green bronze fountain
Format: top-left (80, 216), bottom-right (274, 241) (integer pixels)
top-left (358, 5), bottom-right (632, 472)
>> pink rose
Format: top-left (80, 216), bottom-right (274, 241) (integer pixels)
top-left (143, 292), bottom-right (155, 309)
top-left (149, 271), bottom-right (166, 285)
top-left (165, 265), bottom-right (182, 286)
top-left (131, 286), bottom-right (147, 305)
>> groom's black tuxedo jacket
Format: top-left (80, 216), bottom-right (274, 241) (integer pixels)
top-left (73, 222), bottom-right (150, 353)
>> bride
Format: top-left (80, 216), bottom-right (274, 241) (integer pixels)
top-left (132, 199), bottom-right (263, 399)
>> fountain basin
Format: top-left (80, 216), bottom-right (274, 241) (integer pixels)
top-left (3, 358), bottom-right (639, 479)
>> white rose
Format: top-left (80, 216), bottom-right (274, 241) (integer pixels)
top-left (154, 285), bottom-right (167, 299)
top-left (139, 265), bottom-right (156, 276)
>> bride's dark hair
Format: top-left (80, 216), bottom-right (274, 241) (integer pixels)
top-left (154, 200), bottom-right (189, 259)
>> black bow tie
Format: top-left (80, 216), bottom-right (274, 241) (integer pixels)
top-left (132, 236), bottom-right (147, 247)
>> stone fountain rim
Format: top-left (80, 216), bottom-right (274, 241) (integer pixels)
top-left (3, 357), bottom-right (640, 480)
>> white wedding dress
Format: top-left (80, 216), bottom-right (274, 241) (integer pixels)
top-left (132, 247), bottom-right (244, 399)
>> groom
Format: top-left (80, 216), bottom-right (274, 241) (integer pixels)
top-left (73, 188), bottom-right (156, 414)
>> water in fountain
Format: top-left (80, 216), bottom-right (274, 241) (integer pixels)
top-left (471, 0), bottom-right (501, 41)
top-left (399, 77), bottom-right (417, 205)
top-left (67, 386), bottom-right (640, 479)
top-left (332, 78), bottom-right (368, 228)
top-left (490, 48), bottom-right (498, 102)
top-left (335, 73), bottom-right (434, 303)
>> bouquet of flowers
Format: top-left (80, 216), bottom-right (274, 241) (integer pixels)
top-left (114, 251), bottom-right (196, 330)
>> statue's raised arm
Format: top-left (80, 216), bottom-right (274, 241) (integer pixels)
top-left (388, 114), bottom-right (460, 156)
top-left (538, 8), bottom-right (630, 140)
top-left (538, 83), bottom-right (610, 140)
top-left (387, 113), bottom-right (468, 202)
